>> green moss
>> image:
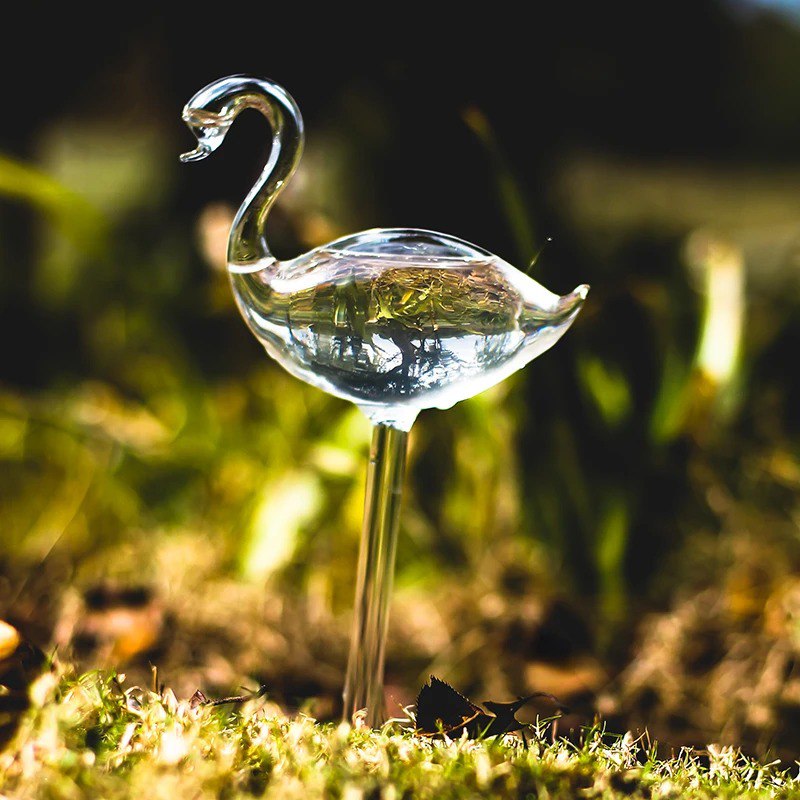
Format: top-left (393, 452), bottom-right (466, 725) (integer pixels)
top-left (2, 670), bottom-right (799, 799)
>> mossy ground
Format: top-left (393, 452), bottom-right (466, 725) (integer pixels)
top-left (2, 669), bottom-right (798, 799)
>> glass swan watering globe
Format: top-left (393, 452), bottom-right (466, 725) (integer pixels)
top-left (181, 75), bottom-right (588, 726)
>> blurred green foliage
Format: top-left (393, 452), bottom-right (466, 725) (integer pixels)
top-left (1, 31), bottom-right (799, 694)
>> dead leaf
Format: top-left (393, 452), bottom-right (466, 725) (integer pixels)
top-left (415, 675), bottom-right (566, 740)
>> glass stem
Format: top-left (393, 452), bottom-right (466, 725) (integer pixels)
top-left (343, 422), bottom-right (409, 726)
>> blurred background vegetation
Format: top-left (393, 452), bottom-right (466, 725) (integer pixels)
top-left (2, 1), bottom-right (800, 758)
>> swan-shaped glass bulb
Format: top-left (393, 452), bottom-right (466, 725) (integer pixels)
top-left (181, 75), bottom-right (588, 725)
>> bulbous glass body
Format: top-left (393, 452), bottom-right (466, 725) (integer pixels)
top-left (230, 229), bottom-right (587, 429)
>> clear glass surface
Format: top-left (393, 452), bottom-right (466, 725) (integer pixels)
top-left (343, 423), bottom-right (407, 725)
top-left (230, 230), bottom-right (587, 430)
top-left (181, 75), bottom-right (588, 724)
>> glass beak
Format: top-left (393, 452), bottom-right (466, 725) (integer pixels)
top-left (179, 142), bottom-right (211, 163)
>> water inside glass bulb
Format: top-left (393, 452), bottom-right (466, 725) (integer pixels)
top-left (229, 229), bottom-right (588, 431)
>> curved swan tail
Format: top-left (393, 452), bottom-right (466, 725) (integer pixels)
top-left (519, 283), bottom-right (589, 361)
top-left (556, 283), bottom-right (590, 322)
